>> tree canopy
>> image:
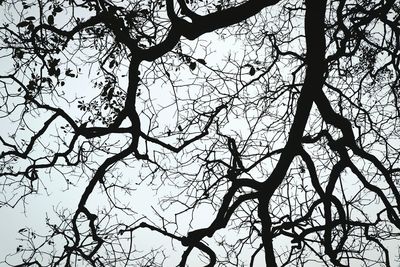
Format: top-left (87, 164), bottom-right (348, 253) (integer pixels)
top-left (1, 0), bottom-right (400, 266)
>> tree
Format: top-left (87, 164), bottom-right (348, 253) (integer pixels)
top-left (0, 0), bottom-right (400, 266)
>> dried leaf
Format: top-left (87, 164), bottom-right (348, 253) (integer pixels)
top-left (54, 6), bottom-right (63, 13)
top-left (189, 62), bottom-right (196, 71)
top-left (197, 58), bottom-right (207, 65)
top-left (17, 21), bottom-right (29, 28)
top-left (249, 66), bottom-right (255, 76)
top-left (48, 15), bottom-right (54, 25)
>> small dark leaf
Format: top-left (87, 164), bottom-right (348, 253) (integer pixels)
top-left (16, 21), bottom-right (29, 28)
top-left (197, 58), bottom-right (207, 65)
top-left (109, 59), bottom-right (115, 69)
top-left (15, 50), bottom-right (24, 59)
top-left (189, 62), bottom-right (196, 71)
top-left (178, 125), bottom-right (183, 131)
top-left (65, 69), bottom-right (75, 77)
top-left (25, 16), bottom-right (36, 21)
top-left (54, 6), bottom-right (63, 13)
top-left (48, 15), bottom-right (54, 25)
top-left (300, 165), bottom-right (305, 173)
top-left (249, 66), bottom-right (256, 76)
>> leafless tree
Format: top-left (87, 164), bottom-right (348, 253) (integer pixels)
top-left (1, 0), bottom-right (400, 266)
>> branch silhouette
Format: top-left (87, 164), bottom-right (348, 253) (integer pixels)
top-left (1, 0), bottom-right (400, 266)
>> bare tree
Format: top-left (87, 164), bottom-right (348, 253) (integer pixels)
top-left (1, 0), bottom-right (400, 266)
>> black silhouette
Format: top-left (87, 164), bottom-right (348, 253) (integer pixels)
top-left (1, 0), bottom-right (399, 266)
